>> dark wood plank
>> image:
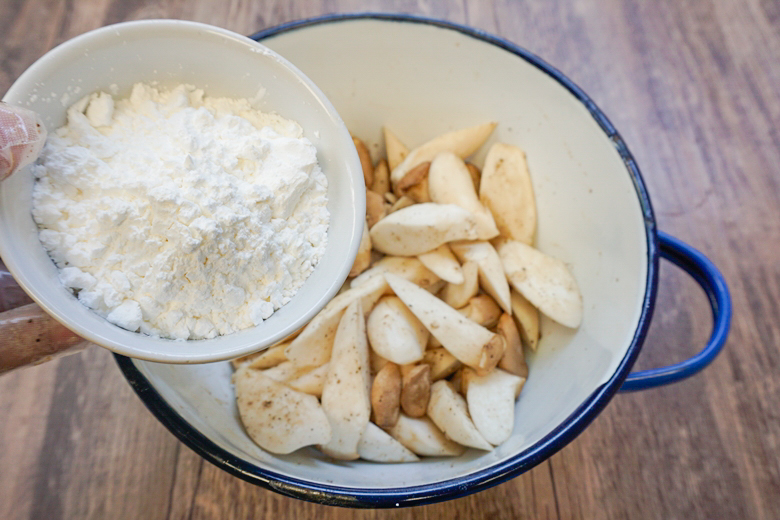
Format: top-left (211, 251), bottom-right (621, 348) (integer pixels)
top-left (1, 0), bottom-right (779, 518)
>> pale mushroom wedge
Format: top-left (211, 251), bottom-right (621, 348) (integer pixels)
top-left (428, 380), bottom-right (493, 451)
top-left (450, 240), bottom-right (512, 314)
top-left (352, 135), bottom-right (374, 188)
top-left (422, 348), bottom-right (462, 381)
top-left (370, 349), bottom-right (390, 375)
top-left (286, 362), bottom-right (330, 397)
top-left (245, 342), bottom-right (288, 370)
top-left (395, 161), bottom-right (431, 202)
top-left (428, 152), bottom-right (499, 240)
top-left (384, 273), bottom-right (504, 375)
top-left (231, 340), bottom-right (288, 370)
top-left (371, 158), bottom-right (391, 196)
top-left (383, 127), bottom-right (409, 172)
top-left (417, 243), bottom-right (464, 284)
top-left (285, 275), bottom-right (387, 367)
top-left (386, 413), bottom-right (466, 457)
top-left (497, 240), bottom-right (583, 328)
top-left (367, 296), bottom-right (428, 365)
top-left (389, 195), bottom-right (415, 213)
top-left (465, 368), bottom-right (525, 446)
top-left (479, 142), bottom-right (537, 245)
top-left (350, 256), bottom-right (441, 293)
top-left (366, 189), bottom-right (387, 229)
top-left (234, 366), bottom-right (332, 454)
top-left (260, 361), bottom-right (303, 383)
top-left (510, 290), bottom-right (540, 351)
top-left (370, 203), bottom-right (480, 256)
top-left (440, 260), bottom-right (479, 309)
top-left (390, 122), bottom-right (497, 186)
top-left (400, 364), bottom-right (431, 418)
top-left (371, 362), bottom-right (402, 428)
top-left (319, 300), bottom-right (372, 460)
top-left (458, 294), bottom-right (502, 328)
top-left (349, 221), bottom-right (372, 277)
top-left (358, 422), bottom-right (419, 463)
top-left (496, 313), bottom-right (529, 378)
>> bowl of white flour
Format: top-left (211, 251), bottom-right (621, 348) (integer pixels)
top-left (0, 20), bottom-right (365, 362)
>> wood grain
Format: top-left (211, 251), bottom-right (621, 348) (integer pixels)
top-left (1, 0), bottom-right (778, 518)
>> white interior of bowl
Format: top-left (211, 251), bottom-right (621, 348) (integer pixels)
top-left (0, 20), bottom-right (363, 363)
top-left (128, 18), bottom-right (650, 489)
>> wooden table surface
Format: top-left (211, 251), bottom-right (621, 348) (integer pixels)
top-left (1, 1), bottom-right (777, 518)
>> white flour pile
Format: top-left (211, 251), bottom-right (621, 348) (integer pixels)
top-left (32, 83), bottom-right (329, 340)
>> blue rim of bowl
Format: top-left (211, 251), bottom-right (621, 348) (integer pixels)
top-left (114, 12), bottom-right (660, 508)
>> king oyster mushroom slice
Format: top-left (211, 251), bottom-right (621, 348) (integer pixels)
top-left (440, 260), bottom-right (480, 309)
top-left (496, 313), bottom-right (529, 378)
top-left (479, 142), bottom-right (537, 245)
top-left (428, 380), bottom-right (493, 451)
top-left (319, 300), bottom-right (372, 460)
top-left (497, 239), bottom-right (583, 328)
top-left (383, 126), bottom-right (409, 172)
top-left (428, 151), bottom-right (499, 240)
top-left (358, 422), bottom-right (419, 463)
top-left (417, 243), bottom-right (464, 284)
top-left (286, 362), bottom-right (330, 397)
top-left (285, 275), bottom-right (387, 368)
top-left (233, 366), bottom-right (332, 455)
top-left (463, 368), bottom-right (525, 446)
top-left (390, 122), bottom-right (497, 187)
top-left (350, 256), bottom-right (441, 293)
top-left (367, 296), bottom-right (428, 365)
top-left (510, 289), bottom-right (540, 351)
top-left (369, 203), bottom-right (481, 256)
top-left (384, 273), bottom-right (504, 375)
top-left (386, 413), bottom-right (465, 457)
top-left (450, 240), bottom-right (512, 314)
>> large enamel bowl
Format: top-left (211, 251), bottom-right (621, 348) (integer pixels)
top-left (115, 14), bottom-right (731, 507)
top-left (0, 19), bottom-right (365, 364)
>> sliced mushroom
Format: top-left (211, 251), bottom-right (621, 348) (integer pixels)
top-left (371, 158), bottom-right (391, 195)
top-left (353, 135), bottom-right (374, 188)
top-left (370, 203), bottom-right (480, 256)
top-left (286, 275), bottom-right (386, 368)
top-left (497, 240), bottom-right (583, 328)
top-left (383, 127), bottom-right (409, 171)
top-left (366, 189), bottom-right (388, 229)
top-left (496, 312), bottom-right (528, 378)
top-left (479, 142), bottom-right (536, 244)
top-left (428, 152), bottom-right (499, 240)
top-left (358, 422), bottom-right (419, 463)
top-left (417, 243), bottom-right (463, 285)
top-left (428, 380), bottom-right (493, 451)
top-left (440, 260), bottom-right (479, 309)
top-left (458, 294), bottom-right (503, 328)
top-left (390, 122), bottom-right (497, 187)
top-left (349, 221), bottom-right (372, 277)
top-left (400, 363), bottom-right (431, 418)
top-left (386, 413), bottom-right (465, 457)
top-left (422, 347), bottom-right (462, 381)
top-left (367, 296), bottom-right (428, 365)
top-left (371, 362), bottom-right (402, 428)
top-left (511, 289), bottom-right (540, 351)
top-left (319, 300), bottom-right (372, 460)
top-left (234, 366), bottom-right (331, 454)
top-left (350, 256), bottom-right (441, 293)
top-left (450, 240), bottom-right (512, 314)
top-left (286, 362), bottom-right (330, 397)
top-left (465, 368), bottom-right (525, 446)
top-left (385, 273), bottom-right (503, 375)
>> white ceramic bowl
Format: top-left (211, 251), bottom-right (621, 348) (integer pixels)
top-left (0, 20), bottom-right (365, 363)
top-left (114, 15), bottom-right (730, 506)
